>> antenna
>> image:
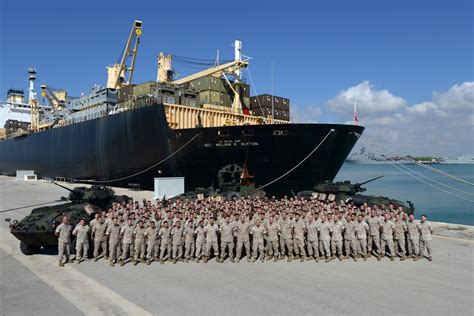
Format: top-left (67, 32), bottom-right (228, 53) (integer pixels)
top-left (214, 50), bottom-right (220, 67)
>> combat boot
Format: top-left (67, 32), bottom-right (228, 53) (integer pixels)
top-left (251, 257), bottom-right (256, 263)
top-left (185, 258), bottom-right (189, 263)
top-left (306, 256), bottom-right (313, 261)
top-left (400, 256), bottom-right (406, 261)
top-left (377, 254), bottom-right (382, 261)
top-left (160, 259), bottom-right (164, 264)
top-left (59, 261), bottom-right (64, 267)
top-left (230, 257), bottom-right (235, 263)
top-left (173, 259), bottom-right (177, 264)
top-left (203, 256), bottom-right (208, 263)
top-left (93, 257), bottom-right (98, 262)
top-left (147, 259), bottom-right (152, 265)
top-left (266, 255), bottom-right (272, 261)
top-left (287, 256), bottom-right (293, 263)
top-left (294, 255), bottom-right (300, 260)
top-left (338, 256), bottom-right (343, 262)
top-left (109, 261), bottom-right (114, 267)
top-left (315, 256), bottom-right (320, 263)
top-left (246, 256), bottom-right (251, 263)
top-left (363, 256), bottom-right (367, 262)
top-left (353, 256), bottom-right (357, 262)
top-left (324, 256), bottom-right (331, 263)
top-left (428, 256), bottom-right (433, 262)
top-left (390, 256), bottom-right (394, 261)
top-left (331, 255), bottom-right (336, 260)
top-left (120, 260), bottom-right (125, 266)
top-left (414, 256), bottom-right (421, 261)
top-left (76, 258), bottom-right (80, 264)
top-left (300, 256), bottom-right (305, 262)
top-left (235, 257), bottom-right (240, 263)
top-left (273, 256), bottom-right (278, 262)
top-left (134, 260), bottom-right (139, 266)
top-left (260, 257), bottom-right (265, 263)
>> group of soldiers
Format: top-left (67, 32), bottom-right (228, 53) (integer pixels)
top-left (54, 195), bottom-right (434, 267)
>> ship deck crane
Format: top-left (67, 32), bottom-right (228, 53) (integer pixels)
top-left (107, 20), bottom-right (142, 90)
top-left (40, 85), bottom-right (66, 110)
top-left (172, 40), bottom-right (249, 112)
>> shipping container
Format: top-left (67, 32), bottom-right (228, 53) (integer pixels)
top-left (117, 84), bottom-right (135, 102)
top-left (250, 94), bottom-right (290, 111)
top-left (132, 81), bottom-right (155, 97)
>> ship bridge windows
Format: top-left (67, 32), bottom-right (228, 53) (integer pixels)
top-left (273, 130), bottom-right (288, 136)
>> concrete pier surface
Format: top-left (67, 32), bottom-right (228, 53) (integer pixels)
top-left (0, 176), bottom-right (473, 315)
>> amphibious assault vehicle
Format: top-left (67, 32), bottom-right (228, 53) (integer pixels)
top-left (5, 183), bottom-right (130, 255)
top-left (298, 176), bottom-right (415, 215)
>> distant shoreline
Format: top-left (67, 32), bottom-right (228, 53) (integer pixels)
top-left (345, 160), bottom-right (474, 165)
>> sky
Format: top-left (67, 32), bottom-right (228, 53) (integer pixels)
top-left (0, 0), bottom-right (472, 157)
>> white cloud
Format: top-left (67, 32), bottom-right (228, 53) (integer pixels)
top-left (299, 81), bottom-right (474, 156)
top-left (433, 82), bottom-right (474, 110)
top-left (328, 80), bottom-right (407, 114)
top-left (291, 104), bottom-right (322, 123)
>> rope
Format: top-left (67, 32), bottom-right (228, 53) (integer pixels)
top-left (258, 129), bottom-right (334, 190)
top-left (355, 133), bottom-right (474, 203)
top-left (358, 134), bottom-right (473, 186)
top-left (356, 134), bottom-right (474, 197)
top-left (87, 133), bottom-right (200, 184)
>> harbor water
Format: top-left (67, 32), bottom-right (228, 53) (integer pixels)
top-left (336, 162), bottom-right (474, 225)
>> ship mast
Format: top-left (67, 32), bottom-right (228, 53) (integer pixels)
top-left (28, 68), bottom-right (39, 132)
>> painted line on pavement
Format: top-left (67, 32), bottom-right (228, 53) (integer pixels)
top-left (0, 228), bottom-right (152, 316)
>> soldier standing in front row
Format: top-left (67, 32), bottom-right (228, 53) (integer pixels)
top-left (266, 216), bottom-right (281, 262)
top-left (219, 215), bottom-right (236, 262)
top-left (250, 219), bottom-right (266, 263)
top-left (145, 221), bottom-right (158, 265)
top-left (381, 214), bottom-right (396, 261)
top-left (133, 220), bottom-right (146, 265)
top-left (204, 218), bottom-right (219, 263)
top-left (171, 220), bottom-right (184, 264)
top-left (183, 221), bottom-right (195, 262)
top-left (419, 215), bottom-right (434, 261)
top-left (159, 220), bottom-right (172, 264)
top-left (120, 218), bottom-right (134, 266)
top-left (306, 215), bottom-right (320, 262)
top-left (72, 218), bottom-right (90, 264)
top-left (92, 216), bottom-right (107, 261)
top-left (106, 217), bottom-right (121, 266)
top-left (55, 216), bottom-right (72, 267)
top-left (235, 215), bottom-right (251, 263)
top-left (406, 214), bottom-right (421, 261)
top-left (194, 221), bottom-right (206, 262)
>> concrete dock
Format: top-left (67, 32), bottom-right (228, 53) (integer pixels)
top-left (0, 176), bottom-right (473, 315)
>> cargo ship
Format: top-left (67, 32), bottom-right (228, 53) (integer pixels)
top-left (0, 20), bottom-right (364, 195)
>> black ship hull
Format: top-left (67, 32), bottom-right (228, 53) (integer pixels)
top-left (0, 104), bottom-right (364, 195)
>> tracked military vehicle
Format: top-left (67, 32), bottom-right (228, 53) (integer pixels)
top-left (6, 183), bottom-right (130, 255)
top-left (298, 176), bottom-right (415, 215)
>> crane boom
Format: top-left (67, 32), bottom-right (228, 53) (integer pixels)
top-left (172, 60), bottom-right (248, 85)
top-left (107, 20), bottom-right (142, 89)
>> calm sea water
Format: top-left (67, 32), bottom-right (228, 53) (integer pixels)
top-left (335, 162), bottom-right (474, 225)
